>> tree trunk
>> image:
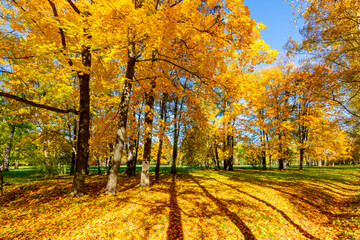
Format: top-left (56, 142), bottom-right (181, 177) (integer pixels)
top-left (126, 111), bottom-right (139, 176)
top-left (155, 93), bottom-right (167, 181)
top-left (126, 141), bottom-right (136, 176)
top-left (71, 44), bottom-right (91, 196)
top-left (107, 143), bottom-right (113, 175)
top-left (134, 111), bottom-right (141, 164)
top-left (278, 158), bottom-right (284, 170)
top-left (155, 139), bottom-right (163, 180)
top-left (0, 169), bottom-right (3, 196)
top-left (171, 131), bottom-right (179, 174)
top-left (141, 80), bottom-right (156, 187)
top-left (214, 141), bottom-right (220, 169)
top-left (284, 159), bottom-right (288, 170)
top-left (70, 120), bottom-right (77, 175)
top-left (86, 151), bottom-right (90, 175)
top-left (97, 158), bottom-right (101, 174)
top-left (2, 124), bottom-right (15, 172)
top-left (171, 97), bottom-right (179, 175)
top-left (105, 45), bottom-right (135, 195)
top-left (278, 135), bottom-right (285, 170)
top-left (227, 135), bottom-right (234, 171)
top-left (261, 150), bottom-right (266, 170)
top-left (299, 148), bottom-right (304, 170)
top-left (171, 131), bottom-right (178, 175)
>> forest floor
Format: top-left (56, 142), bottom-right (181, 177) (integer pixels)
top-left (1, 165), bottom-right (360, 239)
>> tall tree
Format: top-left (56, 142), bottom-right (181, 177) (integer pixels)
top-left (141, 79), bottom-right (156, 187)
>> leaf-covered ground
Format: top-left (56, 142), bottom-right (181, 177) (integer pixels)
top-left (1, 166), bottom-right (360, 239)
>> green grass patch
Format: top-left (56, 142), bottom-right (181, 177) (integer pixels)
top-left (1, 165), bottom-right (359, 239)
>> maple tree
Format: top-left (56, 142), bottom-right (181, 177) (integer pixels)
top-left (289, 0), bottom-right (360, 117)
top-left (0, 0), bottom-right (356, 202)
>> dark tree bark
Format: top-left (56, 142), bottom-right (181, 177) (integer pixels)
top-left (171, 96), bottom-right (179, 175)
top-left (134, 109), bottom-right (141, 164)
top-left (212, 143), bottom-right (219, 171)
top-left (0, 92), bottom-right (78, 114)
top-left (223, 136), bottom-right (228, 170)
top-left (214, 140), bottom-right (220, 170)
top-left (141, 79), bottom-right (156, 187)
top-left (228, 135), bottom-right (234, 171)
top-left (125, 110), bottom-right (140, 176)
top-left (105, 44), bottom-right (136, 195)
top-left (261, 150), bottom-right (266, 170)
top-left (155, 93), bottom-right (167, 181)
top-left (2, 124), bottom-right (15, 172)
top-left (261, 129), bottom-right (267, 170)
top-left (97, 158), bottom-right (101, 174)
top-left (86, 151), bottom-right (90, 175)
top-left (278, 135), bottom-right (285, 170)
top-left (71, 44), bottom-right (91, 196)
top-left (299, 148), bottom-right (305, 170)
top-left (126, 140), bottom-right (136, 176)
top-left (0, 170), bottom-right (3, 196)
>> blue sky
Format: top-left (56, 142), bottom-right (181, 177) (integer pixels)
top-left (243, 0), bottom-right (303, 58)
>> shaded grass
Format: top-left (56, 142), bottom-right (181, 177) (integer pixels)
top-left (2, 166), bottom-right (46, 185)
top-left (1, 165), bottom-right (359, 239)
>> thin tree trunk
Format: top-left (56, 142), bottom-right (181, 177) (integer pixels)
top-left (215, 146), bottom-right (220, 170)
top-left (2, 124), bottom-right (15, 172)
top-left (70, 120), bottom-right (77, 175)
top-left (156, 93), bottom-right (167, 181)
top-left (126, 140), bottom-right (136, 176)
top-left (107, 143), bottom-right (113, 175)
top-left (223, 136), bottom-right (228, 170)
top-left (212, 141), bottom-right (219, 171)
top-left (261, 130), bottom-right (266, 170)
top-left (105, 45), bottom-right (135, 195)
top-left (171, 97), bottom-right (179, 175)
top-left (86, 151), bottom-right (90, 175)
top-left (97, 157), bottom-right (101, 174)
top-left (278, 135), bottom-right (284, 170)
top-left (134, 110), bottom-right (141, 164)
top-left (0, 171), bottom-right (3, 196)
top-left (141, 80), bottom-right (156, 187)
top-left (262, 150), bottom-right (266, 170)
top-left (126, 111), bottom-right (139, 176)
top-left (227, 135), bottom-right (234, 171)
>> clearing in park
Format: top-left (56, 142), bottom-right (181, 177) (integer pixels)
top-left (1, 165), bottom-right (359, 239)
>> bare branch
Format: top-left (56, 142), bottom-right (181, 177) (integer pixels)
top-left (0, 91), bottom-right (78, 114)
top-left (66, 0), bottom-right (81, 14)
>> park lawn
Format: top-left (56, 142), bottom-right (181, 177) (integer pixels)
top-left (1, 166), bottom-right (360, 239)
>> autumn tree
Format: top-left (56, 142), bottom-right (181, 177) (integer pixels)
top-left (290, 0), bottom-right (360, 118)
top-left (0, 0), bottom-right (276, 195)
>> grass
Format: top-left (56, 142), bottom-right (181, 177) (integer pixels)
top-left (1, 165), bottom-right (360, 239)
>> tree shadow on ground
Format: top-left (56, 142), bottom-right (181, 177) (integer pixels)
top-left (215, 169), bottom-right (360, 238)
top-left (166, 175), bottom-right (184, 240)
top-left (207, 175), bottom-right (320, 240)
top-left (189, 175), bottom-right (257, 240)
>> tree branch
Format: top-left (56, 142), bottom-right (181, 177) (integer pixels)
top-left (66, 0), bottom-right (81, 14)
top-left (0, 92), bottom-right (78, 114)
